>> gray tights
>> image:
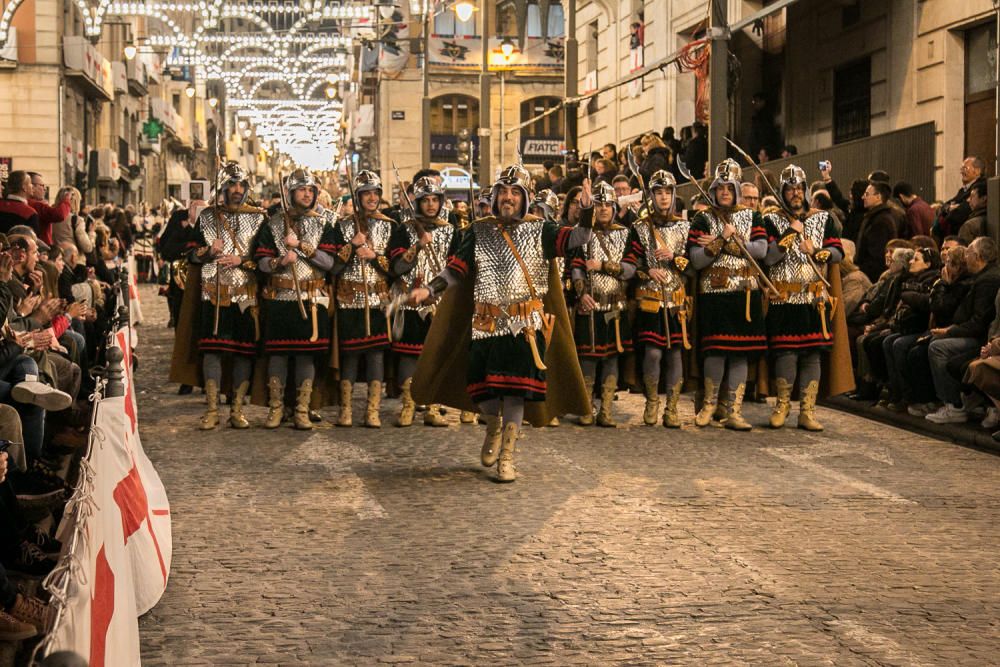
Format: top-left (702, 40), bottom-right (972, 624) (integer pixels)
top-left (774, 351), bottom-right (822, 388)
top-left (477, 396), bottom-right (525, 428)
top-left (398, 356), bottom-right (418, 383)
top-left (642, 347), bottom-right (683, 389)
top-left (267, 355), bottom-right (317, 386)
top-left (703, 354), bottom-right (748, 403)
top-left (580, 356), bottom-right (619, 382)
top-left (341, 351), bottom-right (385, 383)
top-left (203, 353), bottom-right (252, 388)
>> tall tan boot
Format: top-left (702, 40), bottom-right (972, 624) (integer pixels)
top-left (460, 410), bottom-right (476, 424)
top-left (769, 377), bottom-right (792, 429)
top-left (713, 397), bottom-right (730, 422)
top-left (578, 376), bottom-right (596, 425)
top-left (725, 383), bottom-right (753, 431)
top-left (396, 378), bottom-right (415, 427)
top-left (199, 380), bottom-right (219, 430)
top-left (642, 375), bottom-right (660, 426)
top-left (229, 381), bottom-right (251, 429)
top-left (596, 375), bottom-right (617, 427)
top-left (294, 379), bottom-right (314, 430)
top-left (694, 377), bottom-right (718, 427)
top-left (365, 380), bottom-right (382, 428)
top-left (480, 414), bottom-right (503, 467)
top-left (797, 380), bottom-right (824, 431)
top-left (497, 422), bottom-right (519, 482)
top-left (663, 379), bottom-right (683, 428)
top-left (424, 404), bottom-right (448, 427)
top-left (264, 376), bottom-right (284, 429)
top-left (336, 380), bottom-right (353, 427)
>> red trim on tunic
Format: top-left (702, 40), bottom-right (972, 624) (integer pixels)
top-left (555, 226), bottom-right (572, 256)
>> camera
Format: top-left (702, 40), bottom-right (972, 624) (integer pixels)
top-left (818, 160), bottom-right (831, 172)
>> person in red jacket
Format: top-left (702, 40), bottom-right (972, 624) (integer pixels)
top-left (25, 172), bottom-right (70, 246)
top-left (0, 171), bottom-right (41, 235)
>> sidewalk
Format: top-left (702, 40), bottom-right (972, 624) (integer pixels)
top-left (824, 396), bottom-right (1000, 455)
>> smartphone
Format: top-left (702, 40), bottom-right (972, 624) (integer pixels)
top-left (818, 160), bottom-right (831, 172)
top-left (0, 440), bottom-right (12, 453)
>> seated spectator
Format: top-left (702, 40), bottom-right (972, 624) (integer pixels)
top-left (892, 181), bottom-right (934, 239)
top-left (963, 291), bottom-right (1000, 438)
top-left (957, 180), bottom-right (988, 245)
top-left (856, 181), bottom-right (899, 282)
top-left (740, 182), bottom-right (760, 211)
top-left (638, 133), bottom-right (671, 187)
top-left (925, 237), bottom-right (1000, 424)
top-left (840, 239), bottom-right (872, 319)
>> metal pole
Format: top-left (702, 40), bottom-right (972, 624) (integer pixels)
top-left (499, 70), bottom-right (505, 167)
top-left (994, 2), bottom-right (999, 176)
top-left (479, 0), bottom-right (492, 179)
top-left (708, 0), bottom-right (729, 168)
top-left (421, 2), bottom-right (432, 169)
top-left (564, 0), bottom-right (578, 155)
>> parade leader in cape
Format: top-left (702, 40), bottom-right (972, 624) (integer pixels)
top-left (409, 165), bottom-right (594, 482)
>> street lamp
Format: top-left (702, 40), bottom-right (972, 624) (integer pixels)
top-left (184, 84), bottom-right (196, 98)
top-left (124, 42), bottom-right (137, 60)
top-left (454, 1), bottom-right (474, 23)
top-left (500, 38), bottom-right (514, 59)
top-left (208, 97), bottom-right (219, 108)
top-left (325, 85), bottom-right (338, 99)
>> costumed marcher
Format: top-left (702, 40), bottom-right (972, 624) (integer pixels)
top-left (331, 170), bottom-right (395, 427)
top-left (388, 176), bottom-right (459, 427)
top-left (254, 168), bottom-right (337, 430)
top-left (687, 159), bottom-right (769, 430)
top-left (185, 162), bottom-right (265, 429)
top-left (409, 165), bottom-right (593, 482)
top-left (623, 170), bottom-right (692, 427)
top-left (530, 188), bottom-right (568, 428)
top-left (571, 181), bottom-right (634, 426)
top-left (762, 165), bottom-right (843, 430)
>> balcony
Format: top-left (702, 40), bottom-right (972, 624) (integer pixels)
top-left (63, 36), bottom-right (113, 101)
top-left (126, 58), bottom-right (149, 97)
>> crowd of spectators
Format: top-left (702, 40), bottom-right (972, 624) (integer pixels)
top-left (0, 169), bottom-right (132, 644)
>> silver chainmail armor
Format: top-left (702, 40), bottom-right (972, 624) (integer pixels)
top-left (698, 207), bottom-right (760, 294)
top-left (765, 209), bottom-right (831, 305)
top-left (583, 226), bottom-right (630, 312)
top-left (633, 217), bottom-right (690, 301)
top-left (265, 212), bottom-right (329, 302)
top-left (198, 207), bottom-right (264, 305)
top-left (397, 221), bottom-right (455, 311)
top-left (336, 215), bottom-right (393, 308)
top-left (472, 219), bottom-right (550, 340)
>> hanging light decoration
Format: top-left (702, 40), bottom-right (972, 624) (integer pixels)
top-left (454, 1), bottom-right (475, 23)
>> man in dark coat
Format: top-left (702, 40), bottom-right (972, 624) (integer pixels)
top-left (855, 182), bottom-right (898, 283)
top-left (933, 157), bottom-right (987, 239)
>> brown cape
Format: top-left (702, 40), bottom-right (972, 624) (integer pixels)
top-left (411, 262), bottom-right (590, 427)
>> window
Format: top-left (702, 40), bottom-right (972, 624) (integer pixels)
top-left (172, 93), bottom-right (182, 114)
top-left (433, 10), bottom-right (476, 36)
top-left (842, 1), bottom-right (861, 29)
top-left (527, 4), bottom-right (542, 38)
top-left (833, 57), bottom-right (871, 144)
top-left (497, 3), bottom-right (518, 38)
top-left (520, 97), bottom-right (563, 138)
top-left (429, 94), bottom-right (479, 135)
top-left (548, 3), bottom-right (565, 37)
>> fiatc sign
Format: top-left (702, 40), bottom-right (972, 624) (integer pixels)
top-left (520, 137), bottom-right (564, 163)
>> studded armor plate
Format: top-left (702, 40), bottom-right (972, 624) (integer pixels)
top-left (397, 221), bottom-right (455, 311)
top-left (472, 219), bottom-right (550, 340)
top-left (698, 208), bottom-right (760, 294)
top-left (337, 215), bottom-right (393, 308)
top-left (765, 210), bottom-right (831, 305)
top-left (198, 207), bottom-right (264, 304)
top-left (583, 226), bottom-right (631, 312)
top-left (266, 213), bottom-right (329, 302)
top-left (634, 217), bottom-right (690, 301)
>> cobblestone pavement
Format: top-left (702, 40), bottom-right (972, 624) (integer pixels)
top-left (135, 286), bottom-right (1000, 666)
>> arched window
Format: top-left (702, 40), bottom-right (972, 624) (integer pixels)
top-left (430, 94), bottom-right (479, 135)
top-left (520, 96), bottom-right (563, 138)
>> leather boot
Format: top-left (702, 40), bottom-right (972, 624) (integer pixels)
top-left (294, 379), bottom-right (314, 430)
top-left (480, 414), bottom-right (503, 467)
top-left (460, 410), bottom-right (476, 424)
top-left (713, 398), bottom-right (730, 422)
top-left (396, 378), bottom-right (415, 427)
top-left (642, 375), bottom-right (660, 426)
top-left (199, 380), bottom-right (219, 430)
top-left (336, 380), bottom-right (353, 427)
top-left (578, 376), bottom-right (596, 425)
top-left (725, 383), bottom-right (753, 431)
top-left (497, 422), bottom-right (519, 482)
top-left (424, 404), bottom-right (448, 427)
top-left (663, 379), bottom-right (683, 428)
top-left (365, 380), bottom-right (382, 428)
top-left (769, 377), bottom-right (792, 429)
top-left (264, 376), bottom-right (284, 429)
top-left (797, 380), bottom-right (824, 431)
top-left (596, 375), bottom-right (617, 427)
top-left (229, 381), bottom-right (251, 429)
top-left (694, 377), bottom-right (718, 427)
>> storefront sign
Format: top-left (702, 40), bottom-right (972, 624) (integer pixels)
top-left (520, 137), bottom-right (564, 162)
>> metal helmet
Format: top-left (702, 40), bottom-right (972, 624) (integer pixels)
top-left (529, 188), bottom-right (559, 220)
top-left (412, 176), bottom-right (444, 201)
top-left (648, 169), bottom-right (677, 214)
top-left (490, 165), bottom-right (531, 218)
top-left (592, 181), bottom-right (617, 207)
top-left (477, 184), bottom-right (493, 207)
top-left (709, 158), bottom-right (742, 207)
top-left (215, 161), bottom-right (251, 205)
top-left (354, 169), bottom-right (382, 194)
top-left (285, 168), bottom-right (319, 213)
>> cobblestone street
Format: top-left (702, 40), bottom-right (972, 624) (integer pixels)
top-left (134, 286), bottom-right (1000, 666)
